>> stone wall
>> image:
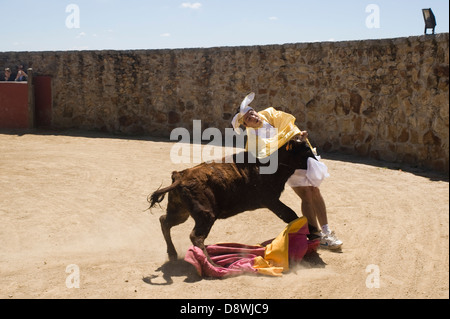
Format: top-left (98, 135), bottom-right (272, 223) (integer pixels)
top-left (0, 33), bottom-right (448, 172)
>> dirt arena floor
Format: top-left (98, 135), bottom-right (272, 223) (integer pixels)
top-left (0, 130), bottom-right (448, 299)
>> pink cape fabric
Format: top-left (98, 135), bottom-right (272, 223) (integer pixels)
top-left (184, 221), bottom-right (320, 278)
top-left (185, 243), bottom-right (264, 277)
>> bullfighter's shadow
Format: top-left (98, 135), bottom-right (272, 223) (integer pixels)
top-left (298, 250), bottom-right (327, 268)
top-left (142, 259), bottom-right (202, 285)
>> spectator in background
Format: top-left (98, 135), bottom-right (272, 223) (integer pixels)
top-left (15, 65), bottom-right (28, 82)
top-left (1, 68), bottom-right (14, 81)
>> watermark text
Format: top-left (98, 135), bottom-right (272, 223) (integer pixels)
top-left (365, 4), bottom-right (380, 29)
top-left (65, 4), bottom-right (80, 29)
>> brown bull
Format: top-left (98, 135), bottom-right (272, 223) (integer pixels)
top-left (148, 137), bottom-right (316, 263)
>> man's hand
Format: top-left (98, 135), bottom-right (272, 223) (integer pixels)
top-left (296, 131), bottom-right (308, 142)
top-left (293, 131), bottom-right (308, 142)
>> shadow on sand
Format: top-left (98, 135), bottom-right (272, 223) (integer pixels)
top-left (142, 259), bottom-right (202, 285)
top-left (143, 250), bottom-right (329, 285)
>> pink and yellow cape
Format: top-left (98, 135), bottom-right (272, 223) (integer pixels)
top-left (184, 217), bottom-right (319, 278)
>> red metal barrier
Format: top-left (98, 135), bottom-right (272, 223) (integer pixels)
top-left (0, 83), bottom-right (29, 129)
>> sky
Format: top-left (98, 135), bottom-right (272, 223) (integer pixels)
top-left (0, 0), bottom-right (448, 52)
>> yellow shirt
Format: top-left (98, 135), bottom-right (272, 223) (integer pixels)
top-left (246, 107), bottom-right (301, 158)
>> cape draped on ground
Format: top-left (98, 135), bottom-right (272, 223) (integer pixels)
top-left (184, 217), bottom-right (320, 278)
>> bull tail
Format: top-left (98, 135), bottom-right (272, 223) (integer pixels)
top-left (147, 179), bottom-right (181, 209)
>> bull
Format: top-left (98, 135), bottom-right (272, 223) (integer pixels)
top-left (148, 136), bottom-right (317, 264)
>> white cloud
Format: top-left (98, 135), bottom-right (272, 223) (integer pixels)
top-left (76, 32), bottom-right (86, 38)
top-left (269, 16), bottom-right (278, 20)
top-left (181, 2), bottom-right (202, 9)
top-left (160, 33), bottom-right (171, 37)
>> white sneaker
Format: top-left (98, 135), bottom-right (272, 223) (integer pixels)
top-left (320, 231), bottom-right (343, 250)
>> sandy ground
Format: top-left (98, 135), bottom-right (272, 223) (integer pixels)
top-left (0, 130), bottom-right (448, 299)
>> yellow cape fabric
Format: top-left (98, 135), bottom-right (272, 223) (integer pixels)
top-left (245, 107), bottom-right (301, 158)
top-left (252, 217), bottom-right (308, 276)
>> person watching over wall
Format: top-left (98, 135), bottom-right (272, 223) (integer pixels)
top-left (15, 65), bottom-right (28, 82)
top-left (1, 68), bottom-right (14, 81)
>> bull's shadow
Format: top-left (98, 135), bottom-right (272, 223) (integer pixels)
top-left (143, 251), bottom-right (327, 285)
top-left (142, 259), bottom-right (202, 285)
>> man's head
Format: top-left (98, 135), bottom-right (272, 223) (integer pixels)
top-left (241, 109), bottom-right (263, 128)
top-left (231, 92), bottom-right (262, 133)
